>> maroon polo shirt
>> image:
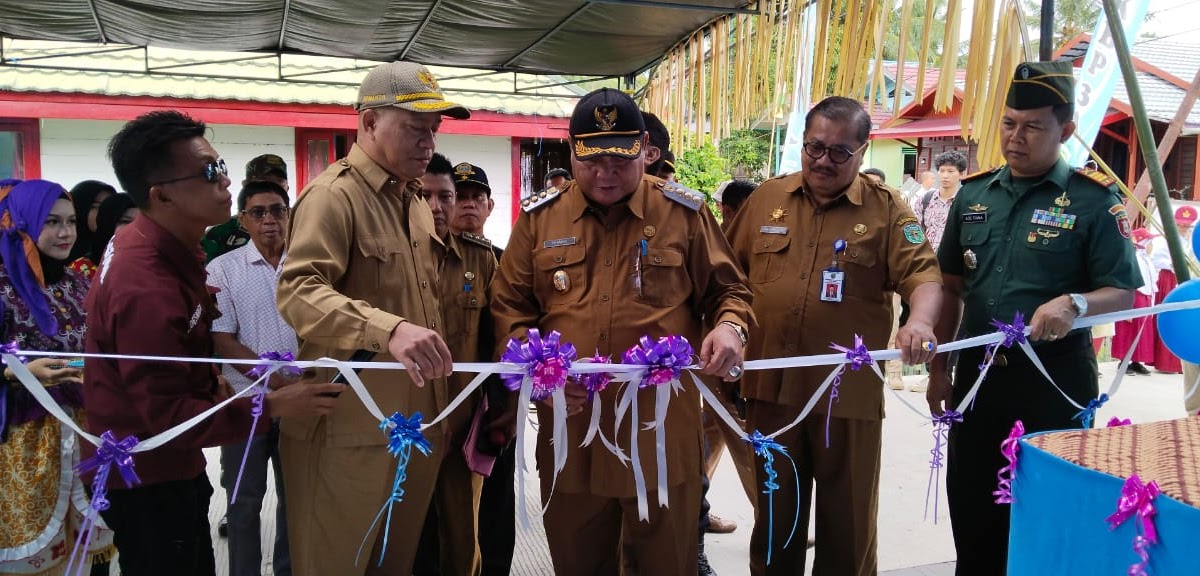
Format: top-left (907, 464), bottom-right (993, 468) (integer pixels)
top-left (83, 214), bottom-right (267, 489)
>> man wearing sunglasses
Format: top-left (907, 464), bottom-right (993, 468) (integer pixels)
top-left (84, 111), bottom-right (343, 576)
top-left (201, 154), bottom-right (290, 263)
top-left (207, 180), bottom-right (296, 576)
top-left (276, 62), bottom-right (470, 576)
top-left (725, 96), bottom-right (943, 576)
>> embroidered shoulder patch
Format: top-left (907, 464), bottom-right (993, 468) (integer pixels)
top-left (962, 167), bottom-right (1001, 183)
top-left (1076, 167), bottom-right (1117, 187)
top-left (1109, 204), bottom-right (1132, 239)
top-left (521, 186), bottom-right (563, 213)
top-left (902, 222), bottom-right (926, 244)
top-left (460, 231), bottom-right (492, 248)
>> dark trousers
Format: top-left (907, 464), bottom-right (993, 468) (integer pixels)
top-left (947, 332), bottom-right (1097, 576)
top-left (99, 473), bottom-right (217, 576)
top-left (219, 422), bottom-right (290, 576)
top-left (478, 444), bottom-right (516, 575)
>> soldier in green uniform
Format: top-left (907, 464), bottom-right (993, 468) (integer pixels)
top-left (928, 61), bottom-right (1142, 576)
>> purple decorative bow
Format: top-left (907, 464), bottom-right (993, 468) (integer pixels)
top-left (822, 335), bottom-right (873, 448)
top-left (67, 431), bottom-right (139, 576)
top-left (0, 340), bottom-right (25, 364)
top-left (247, 351), bottom-right (302, 380)
top-left (1073, 394), bottom-right (1109, 429)
top-left (578, 351), bottom-right (613, 397)
top-left (993, 420), bottom-right (1025, 504)
top-left (623, 334), bottom-right (694, 388)
top-left (1106, 475), bottom-right (1161, 576)
top-left (1107, 417), bottom-right (1132, 427)
top-left (978, 312), bottom-right (1028, 372)
top-left (926, 410), bottom-right (963, 522)
top-left (500, 329), bottom-right (576, 401)
top-left (744, 430), bottom-right (799, 565)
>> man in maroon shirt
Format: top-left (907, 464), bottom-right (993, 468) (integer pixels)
top-left (83, 110), bottom-right (341, 576)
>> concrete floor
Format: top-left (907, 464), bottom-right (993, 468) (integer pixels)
top-left (193, 360), bottom-right (1189, 575)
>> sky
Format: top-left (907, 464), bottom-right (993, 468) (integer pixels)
top-left (1141, 0), bottom-right (1200, 43)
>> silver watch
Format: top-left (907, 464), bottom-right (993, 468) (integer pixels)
top-left (721, 321), bottom-right (748, 346)
top-left (1068, 293), bottom-right (1088, 317)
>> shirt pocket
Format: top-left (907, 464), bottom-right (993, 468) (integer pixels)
top-left (959, 225), bottom-right (991, 277)
top-left (456, 289), bottom-right (485, 337)
top-left (533, 244), bottom-right (586, 309)
top-left (355, 233), bottom-right (405, 288)
top-left (636, 247), bottom-right (691, 308)
top-left (841, 245), bottom-right (883, 299)
top-left (749, 236), bottom-right (791, 284)
top-left (1017, 224), bottom-right (1083, 285)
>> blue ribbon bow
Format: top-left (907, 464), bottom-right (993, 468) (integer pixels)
top-left (356, 411), bottom-right (432, 567)
top-left (1073, 393), bottom-right (1109, 429)
top-left (745, 430), bottom-right (800, 565)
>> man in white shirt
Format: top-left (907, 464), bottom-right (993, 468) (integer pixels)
top-left (207, 180), bottom-right (298, 576)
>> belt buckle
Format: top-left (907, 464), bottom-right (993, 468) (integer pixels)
top-left (984, 349), bottom-right (1008, 367)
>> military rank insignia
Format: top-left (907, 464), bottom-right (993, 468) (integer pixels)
top-left (1110, 204), bottom-right (1132, 239)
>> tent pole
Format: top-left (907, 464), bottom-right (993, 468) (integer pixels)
top-left (1101, 0), bottom-right (1190, 281)
top-left (1039, 0), bottom-right (1054, 61)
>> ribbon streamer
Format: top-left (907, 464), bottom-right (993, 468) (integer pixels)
top-left (64, 430), bottom-right (139, 576)
top-left (1107, 417), bottom-right (1132, 427)
top-left (925, 410), bottom-right (962, 522)
top-left (825, 335), bottom-right (874, 448)
top-left (1072, 394), bottom-right (1109, 429)
top-left (1105, 475), bottom-right (1161, 576)
top-left (620, 335), bottom-right (693, 516)
top-left (230, 351), bottom-right (298, 504)
top-left (993, 420), bottom-right (1025, 505)
top-left (356, 411), bottom-right (432, 567)
top-left (745, 430), bottom-right (800, 565)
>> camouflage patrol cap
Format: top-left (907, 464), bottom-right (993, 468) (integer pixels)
top-left (355, 62), bottom-right (470, 120)
top-left (245, 154), bottom-right (287, 180)
top-left (1007, 61), bottom-right (1074, 110)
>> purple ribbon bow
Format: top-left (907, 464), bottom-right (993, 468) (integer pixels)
top-left (0, 340), bottom-right (25, 364)
top-left (926, 410), bottom-right (963, 522)
top-left (500, 328), bottom-right (576, 401)
top-left (578, 351), bottom-right (613, 397)
top-left (247, 351), bottom-right (301, 380)
top-left (993, 420), bottom-right (1025, 505)
top-left (67, 431), bottom-right (139, 575)
top-left (623, 334), bottom-right (694, 387)
top-left (1073, 394), bottom-right (1109, 429)
top-left (979, 312), bottom-right (1028, 371)
top-left (1107, 417), bottom-right (1132, 427)
top-left (823, 335), bottom-right (873, 448)
top-left (745, 430), bottom-right (799, 565)
top-left (1106, 475), bottom-right (1161, 576)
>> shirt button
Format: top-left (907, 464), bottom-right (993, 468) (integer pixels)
top-left (1005, 236), bottom-right (1012, 242)
top-left (601, 295), bottom-right (610, 302)
top-left (815, 209), bottom-right (824, 215)
top-left (604, 258), bottom-right (612, 266)
top-left (599, 333), bottom-right (608, 341)
top-left (431, 321), bottom-right (437, 328)
top-left (996, 266), bottom-right (1003, 272)
top-left (653, 256), bottom-right (662, 264)
top-left (555, 255), bottom-right (564, 263)
top-left (987, 299), bottom-right (995, 306)
top-left (412, 241), bottom-right (419, 247)
top-left (763, 241), bottom-right (772, 248)
top-left (800, 272), bottom-right (808, 279)
top-left (421, 280), bottom-right (428, 288)
top-left (808, 240), bottom-right (815, 247)
top-left (370, 342), bottom-right (380, 351)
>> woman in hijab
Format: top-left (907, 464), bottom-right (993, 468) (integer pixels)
top-left (0, 179), bottom-right (115, 575)
top-left (65, 180), bottom-right (116, 267)
top-left (73, 194), bottom-right (138, 280)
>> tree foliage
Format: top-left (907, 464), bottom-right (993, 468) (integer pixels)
top-left (1022, 0), bottom-right (1101, 52)
top-left (719, 129), bottom-right (773, 180)
top-left (675, 142), bottom-right (727, 217)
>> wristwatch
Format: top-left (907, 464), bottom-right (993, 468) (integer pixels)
top-left (1068, 293), bottom-right (1088, 317)
top-left (721, 321), bottom-right (748, 346)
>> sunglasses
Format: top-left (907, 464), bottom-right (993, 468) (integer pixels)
top-left (241, 205), bottom-right (289, 220)
top-left (153, 159), bottom-right (228, 186)
top-left (802, 141), bottom-right (869, 165)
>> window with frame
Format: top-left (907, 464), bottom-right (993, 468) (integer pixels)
top-left (295, 128), bottom-right (356, 190)
top-left (0, 119), bottom-right (39, 180)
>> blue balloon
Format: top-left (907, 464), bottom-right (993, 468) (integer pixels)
top-left (1193, 229), bottom-right (1199, 260)
top-left (1158, 279), bottom-right (1200, 364)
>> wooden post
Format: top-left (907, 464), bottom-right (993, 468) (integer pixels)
top-left (1040, 0), bottom-right (1054, 61)
top-left (1102, 0), bottom-right (1191, 281)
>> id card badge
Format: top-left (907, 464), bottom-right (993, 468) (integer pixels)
top-left (820, 268), bottom-right (845, 302)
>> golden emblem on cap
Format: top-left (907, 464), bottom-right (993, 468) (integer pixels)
top-left (1054, 192), bottom-right (1071, 208)
top-left (553, 269), bottom-right (570, 293)
top-left (769, 207), bottom-right (787, 223)
top-left (417, 70), bottom-right (440, 91)
top-left (644, 225), bottom-right (657, 238)
top-left (594, 106), bottom-right (618, 131)
top-left (853, 223), bottom-right (867, 235)
top-left (455, 162), bottom-right (473, 176)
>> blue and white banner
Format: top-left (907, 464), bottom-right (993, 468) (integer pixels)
top-left (777, 1), bottom-right (819, 175)
top-left (1062, 0), bottom-right (1152, 167)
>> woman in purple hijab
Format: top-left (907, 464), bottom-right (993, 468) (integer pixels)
top-left (0, 179), bottom-right (115, 575)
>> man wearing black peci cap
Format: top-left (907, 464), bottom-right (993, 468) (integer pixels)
top-left (491, 87), bottom-right (754, 575)
top-left (544, 167), bottom-right (571, 191)
top-left (930, 61), bottom-right (1140, 576)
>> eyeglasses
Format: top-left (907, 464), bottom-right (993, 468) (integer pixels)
top-left (153, 159), bottom-right (228, 186)
top-left (241, 205), bottom-right (289, 220)
top-left (802, 141), bottom-right (869, 165)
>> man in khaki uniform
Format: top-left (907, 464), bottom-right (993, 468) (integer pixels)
top-left (491, 88), bottom-right (755, 575)
top-left (410, 154), bottom-right (498, 575)
top-left (276, 62), bottom-right (469, 576)
top-left (726, 96), bottom-right (943, 576)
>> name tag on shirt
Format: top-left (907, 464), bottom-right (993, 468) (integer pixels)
top-left (543, 237), bottom-right (578, 249)
top-left (820, 269), bottom-right (845, 303)
top-left (962, 213), bottom-right (987, 224)
top-left (759, 225), bottom-right (788, 235)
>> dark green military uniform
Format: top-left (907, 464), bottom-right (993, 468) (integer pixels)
top-left (937, 61), bottom-right (1142, 576)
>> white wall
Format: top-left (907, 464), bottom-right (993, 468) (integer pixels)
top-left (37, 119), bottom-right (516, 246)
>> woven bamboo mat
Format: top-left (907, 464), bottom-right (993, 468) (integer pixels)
top-left (1027, 417), bottom-right (1200, 508)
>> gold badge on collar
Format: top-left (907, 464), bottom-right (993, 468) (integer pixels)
top-left (769, 207), bottom-right (788, 223)
top-left (853, 223), bottom-right (867, 235)
top-left (969, 204), bottom-right (988, 212)
top-left (594, 106), bottom-right (618, 131)
top-left (553, 270), bottom-right (570, 293)
top-left (1054, 192), bottom-right (1071, 208)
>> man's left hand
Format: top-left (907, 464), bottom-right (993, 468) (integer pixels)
top-left (1029, 295), bottom-right (1076, 342)
top-left (896, 320), bottom-right (937, 365)
top-left (699, 325), bottom-right (745, 382)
